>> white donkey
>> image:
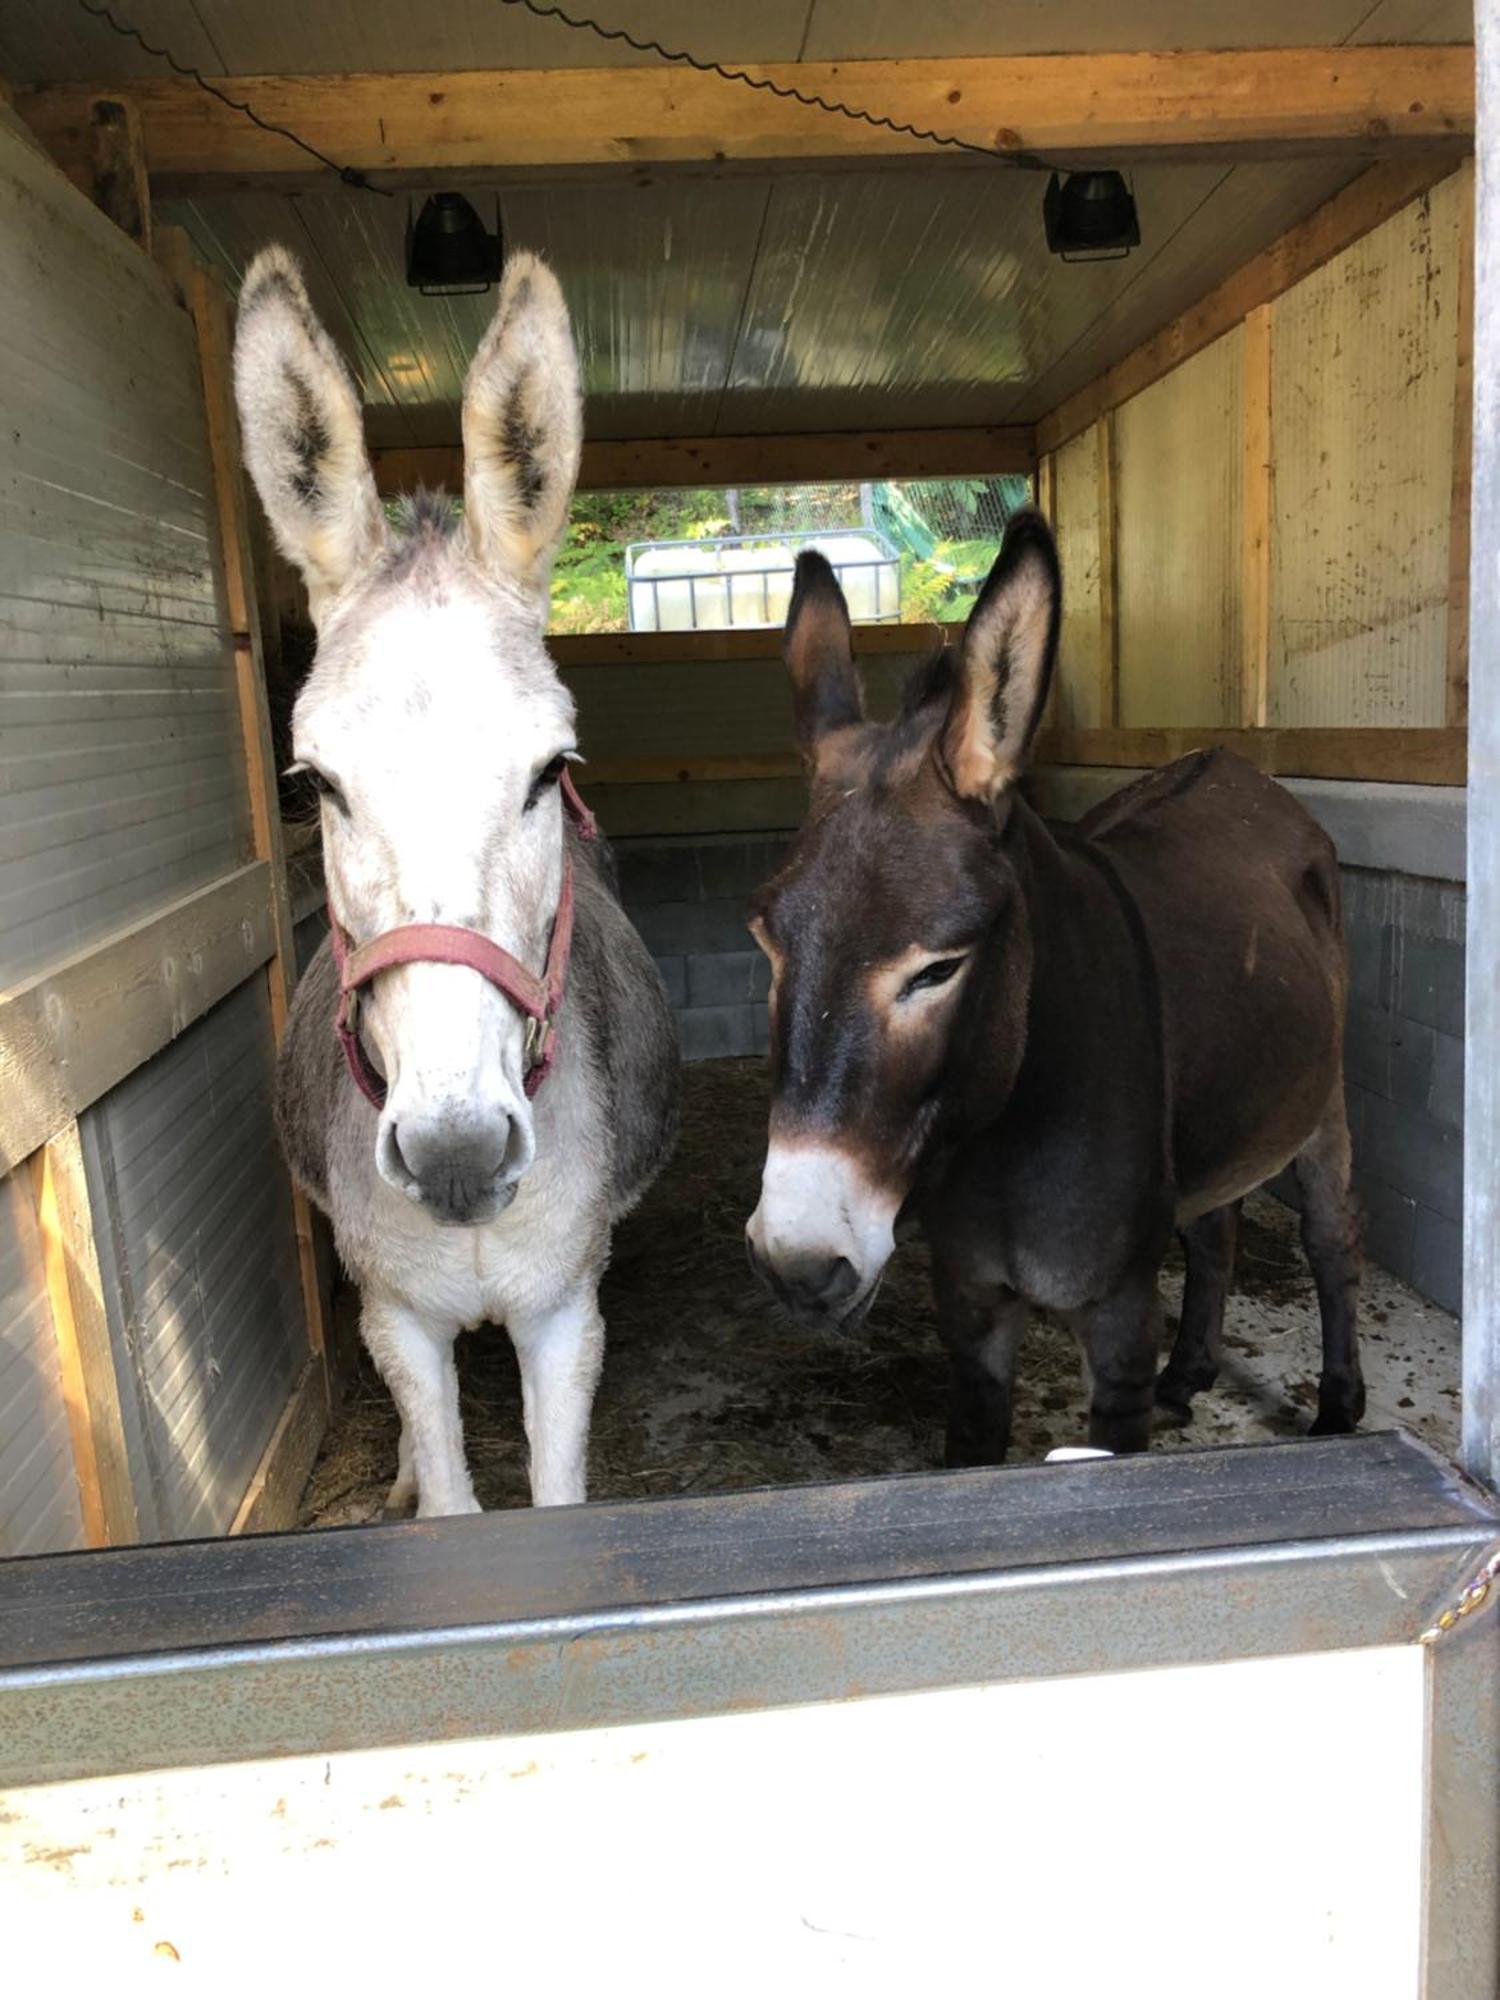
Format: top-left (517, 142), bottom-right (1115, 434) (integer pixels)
top-left (234, 247), bottom-right (678, 1517)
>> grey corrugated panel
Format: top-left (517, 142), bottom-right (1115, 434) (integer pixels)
top-left (82, 982), bottom-right (306, 1543)
top-left (0, 117), bottom-right (251, 989)
top-left (0, 1170), bottom-right (85, 1557)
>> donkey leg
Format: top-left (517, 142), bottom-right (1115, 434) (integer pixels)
top-left (361, 1291), bottom-right (477, 1518)
top-left (1155, 1202), bottom-right (1241, 1422)
top-left (383, 1422), bottom-right (416, 1519)
top-left (933, 1260), bottom-right (1025, 1468)
top-left (1074, 1271), bottom-right (1162, 1455)
top-left (509, 1279), bottom-right (606, 1508)
top-left (1294, 1093), bottom-right (1366, 1435)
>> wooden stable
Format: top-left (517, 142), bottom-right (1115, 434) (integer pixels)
top-left (0, 5), bottom-right (1497, 1987)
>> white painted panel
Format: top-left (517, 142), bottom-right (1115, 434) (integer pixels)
top-left (1116, 329), bottom-right (1244, 727)
top-left (0, 1168), bottom-right (83, 1558)
top-left (1051, 423), bottom-right (1104, 727)
top-left (0, 1648), bottom-right (1425, 1992)
top-left (0, 118), bottom-right (250, 987)
top-left (1269, 171), bottom-right (1465, 726)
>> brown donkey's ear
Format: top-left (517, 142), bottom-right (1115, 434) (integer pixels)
top-left (783, 551), bottom-right (866, 767)
top-left (943, 511), bottom-right (1060, 801)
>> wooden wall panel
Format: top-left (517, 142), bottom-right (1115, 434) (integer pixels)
top-left (1050, 425), bottom-right (1104, 729)
top-left (1114, 331), bottom-right (1245, 729)
top-left (1269, 171), bottom-right (1464, 726)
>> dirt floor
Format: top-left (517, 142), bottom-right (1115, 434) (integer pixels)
top-left (299, 1057), bottom-right (1462, 1526)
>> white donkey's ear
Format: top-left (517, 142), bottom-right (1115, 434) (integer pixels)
top-left (462, 253), bottom-right (582, 609)
top-left (233, 245), bottom-right (384, 626)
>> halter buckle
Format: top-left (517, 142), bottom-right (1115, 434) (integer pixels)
top-left (523, 1011), bottom-right (553, 1071)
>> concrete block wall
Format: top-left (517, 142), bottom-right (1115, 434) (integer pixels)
top-left (614, 833), bottom-right (788, 1061)
top-left (1341, 869), bottom-right (1464, 1312)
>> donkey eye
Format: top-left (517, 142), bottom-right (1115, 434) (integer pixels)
top-left (524, 754), bottom-right (568, 812)
top-left (901, 956), bottom-right (967, 1000)
top-left (299, 765), bottom-right (348, 815)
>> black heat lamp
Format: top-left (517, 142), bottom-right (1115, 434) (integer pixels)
top-left (405, 193), bottom-right (504, 295)
top-left (1043, 171), bottom-right (1141, 262)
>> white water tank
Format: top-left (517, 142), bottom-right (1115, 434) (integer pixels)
top-left (627, 532), bottom-right (899, 632)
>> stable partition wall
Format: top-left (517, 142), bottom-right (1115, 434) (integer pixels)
top-left (0, 111), bottom-right (322, 1553)
top-left (1028, 161), bottom-right (1474, 1313)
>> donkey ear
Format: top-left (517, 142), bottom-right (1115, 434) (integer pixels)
top-left (943, 511), bottom-right (1060, 801)
top-left (462, 253), bottom-right (582, 608)
top-left (783, 551), bottom-right (866, 767)
top-left (233, 245), bottom-right (384, 627)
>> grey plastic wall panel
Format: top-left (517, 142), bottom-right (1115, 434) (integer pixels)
top-left (82, 981), bottom-right (305, 1543)
top-left (0, 116), bottom-right (250, 988)
top-left (0, 1168), bottom-right (84, 1558)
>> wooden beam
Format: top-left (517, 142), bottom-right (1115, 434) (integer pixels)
top-left (1449, 160), bottom-right (1476, 727)
top-left (0, 862), bottom-right (275, 1177)
top-left (550, 621), bottom-right (957, 668)
top-left (579, 753), bottom-right (804, 787)
top-left (18, 48), bottom-right (1474, 192)
top-left (1096, 416), bottom-right (1120, 728)
top-left (1036, 451), bottom-right (1055, 525)
top-left (31, 1122), bottom-right (138, 1548)
top-left (229, 1361), bottom-right (326, 1535)
top-left (374, 427), bottom-right (1037, 499)
top-left (85, 96), bottom-right (150, 254)
top-left (157, 227), bottom-right (331, 1389)
top-left (1039, 156), bottom-right (1466, 456)
top-left (1241, 304), bottom-right (1275, 729)
top-left (1033, 726), bottom-right (1467, 787)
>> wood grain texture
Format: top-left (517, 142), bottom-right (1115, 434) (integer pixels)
top-left (1449, 159), bottom-right (1476, 726)
top-left (1034, 725), bottom-right (1466, 784)
top-left (549, 622), bottom-right (956, 668)
top-left (0, 862), bottom-right (275, 1177)
top-left (19, 49), bottom-right (1474, 189)
top-left (1242, 305), bottom-right (1275, 728)
top-left (1039, 157), bottom-right (1466, 454)
top-left (229, 1361), bottom-right (327, 1536)
top-left (374, 428), bottom-right (1037, 495)
top-left (1096, 414), bottom-right (1120, 728)
top-left (86, 96), bottom-right (150, 253)
top-left (29, 1123), bottom-right (138, 1548)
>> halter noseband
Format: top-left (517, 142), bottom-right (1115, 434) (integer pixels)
top-left (328, 768), bottom-right (598, 1111)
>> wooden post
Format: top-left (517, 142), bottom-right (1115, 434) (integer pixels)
top-left (31, 1123), bottom-right (138, 1547)
top-left (1096, 415), bottom-right (1120, 728)
top-left (1450, 160), bottom-right (1476, 729)
top-left (1466, 4), bottom-right (1500, 1499)
top-left (1241, 304), bottom-right (1275, 729)
top-left (1036, 451), bottom-right (1055, 524)
top-left (86, 96), bottom-right (151, 254)
top-left (156, 226), bottom-right (332, 1406)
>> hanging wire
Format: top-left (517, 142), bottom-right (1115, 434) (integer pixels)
top-left (74, 0), bottom-right (1042, 188)
top-left (75, 1), bottom-right (392, 192)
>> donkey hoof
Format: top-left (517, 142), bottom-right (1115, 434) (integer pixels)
top-left (1309, 1409), bottom-right (1360, 1437)
top-left (1153, 1377), bottom-right (1197, 1424)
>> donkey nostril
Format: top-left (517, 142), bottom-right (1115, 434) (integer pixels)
top-left (386, 1122), bottom-right (417, 1187)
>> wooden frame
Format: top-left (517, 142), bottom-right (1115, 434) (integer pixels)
top-left (30, 1124), bottom-right (138, 1549)
top-left (373, 427), bottom-right (1036, 498)
top-left (1240, 303), bottom-right (1275, 730)
top-left (550, 621), bottom-right (958, 669)
top-left (0, 862), bottom-right (275, 1178)
top-left (1033, 726), bottom-right (1466, 788)
top-left (19, 48), bottom-right (1473, 191)
top-left (1449, 162), bottom-right (1477, 728)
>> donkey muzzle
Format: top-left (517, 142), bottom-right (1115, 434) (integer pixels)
top-left (379, 1105), bottom-right (531, 1226)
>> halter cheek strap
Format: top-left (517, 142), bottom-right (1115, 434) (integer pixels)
top-left (329, 768), bottom-right (597, 1111)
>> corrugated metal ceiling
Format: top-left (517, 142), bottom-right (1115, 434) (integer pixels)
top-left (0, 1), bottom-right (1471, 443)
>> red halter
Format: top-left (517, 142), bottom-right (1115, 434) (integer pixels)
top-left (328, 767), bottom-right (598, 1111)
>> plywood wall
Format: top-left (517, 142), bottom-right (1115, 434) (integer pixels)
top-left (1269, 170), bottom-right (1464, 726)
top-left (1044, 165), bottom-right (1469, 737)
top-left (1115, 332), bottom-right (1244, 728)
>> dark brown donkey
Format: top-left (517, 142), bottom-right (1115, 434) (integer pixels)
top-left (745, 512), bottom-right (1363, 1458)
